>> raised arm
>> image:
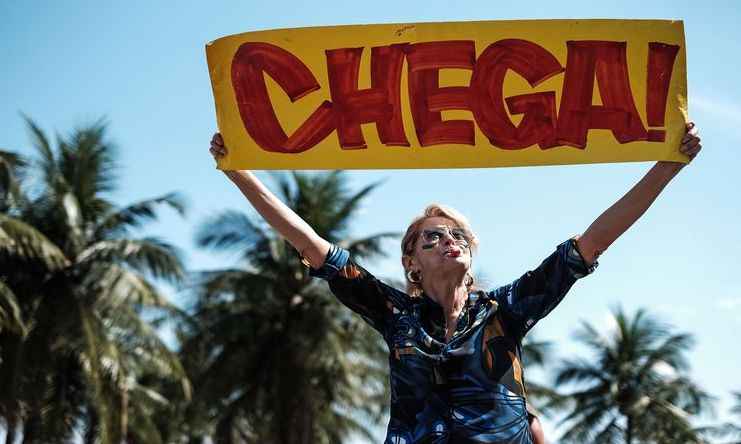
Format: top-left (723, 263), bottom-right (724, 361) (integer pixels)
top-left (209, 133), bottom-right (330, 267)
top-left (576, 122), bottom-right (702, 265)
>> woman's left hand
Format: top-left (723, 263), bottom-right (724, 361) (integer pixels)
top-left (679, 121), bottom-right (702, 163)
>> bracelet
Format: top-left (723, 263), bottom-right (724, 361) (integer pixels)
top-left (299, 248), bottom-right (313, 268)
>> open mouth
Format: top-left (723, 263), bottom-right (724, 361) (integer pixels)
top-left (443, 248), bottom-right (462, 258)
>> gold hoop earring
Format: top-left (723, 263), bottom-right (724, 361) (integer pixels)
top-left (406, 269), bottom-right (421, 284)
top-left (465, 273), bottom-right (474, 288)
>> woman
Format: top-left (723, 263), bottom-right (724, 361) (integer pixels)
top-left (209, 123), bottom-right (701, 443)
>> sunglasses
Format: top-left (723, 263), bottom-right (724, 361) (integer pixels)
top-left (420, 226), bottom-right (472, 249)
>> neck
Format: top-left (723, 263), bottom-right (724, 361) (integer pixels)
top-left (422, 273), bottom-right (469, 321)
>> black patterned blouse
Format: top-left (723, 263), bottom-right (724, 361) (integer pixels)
top-left (310, 238), bottom-right (596, 443)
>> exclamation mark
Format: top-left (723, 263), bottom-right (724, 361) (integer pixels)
top-left (646, 42), bottom-right (680, 142)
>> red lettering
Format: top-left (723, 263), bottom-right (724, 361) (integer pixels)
top-left (646, 42), bottom-right (680, 142)
top-left (557, 41), bottom-right (647, 148)
top-left (504, 92), bottom-right (559, 148)
top-left (470, 39), bottom-right (563, 149)
top-left (406, 41), bottom-right (476, 146)
top-left (372, 44), bottom-right (410, 146)
top-left (230, 39), bottom-right (678, 155)
top-left (326, 45), bottom-right (409, 149)
top-left (231, 42), bottom-right (335, 153)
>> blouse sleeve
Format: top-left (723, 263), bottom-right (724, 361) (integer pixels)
top-left (489, 238), bottom-right (597, 339)
top-left (309, 244), bottom-right (401, 334)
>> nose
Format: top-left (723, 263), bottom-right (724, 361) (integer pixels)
top-left (441, 231), bottom-right (456, 245)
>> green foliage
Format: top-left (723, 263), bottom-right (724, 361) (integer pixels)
top-left (521, 335), bottom-right (570, 417)
top-left (0, 117), bottom-right (189, 444)
top-left (2, 118), bottom-right (727, 444)
top-left (555, 307), bottom-right (713, 444)
top-left (179, 171), bottom-right (397, 444)
top-left (702, 390), bottom-right (741, 444)
top-left (0, 149), bottom-right (27, 212)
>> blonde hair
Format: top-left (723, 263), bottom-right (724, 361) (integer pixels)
top-left (401, 204), bottom-right (479, 296)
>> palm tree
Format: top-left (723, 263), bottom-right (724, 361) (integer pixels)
top-left (521, 335), bottom-right (568, 416)
top-left (707, 390), bottom-right (741, 444)
top-left (0, 149), bottom-right (26, 213)
top-left (554, 307), bottom-right (712, 444)
top-left (179, 171), bottom-right (397, 444)
top-left (0, 117), bottom-right (190, 444)
top-left (0, 150), bottom-right (28, 336)
top-left (726, 391), bottom-right (741, 442)
top-left (1, 144), bottom-right (74, 444)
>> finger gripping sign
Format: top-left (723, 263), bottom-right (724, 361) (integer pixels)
top-left (206, 19), bottom-right (687, 170)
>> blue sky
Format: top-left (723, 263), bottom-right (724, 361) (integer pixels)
top-left (2, 0), bottom-right (740, 441)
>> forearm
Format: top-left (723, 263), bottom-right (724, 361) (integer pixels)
top-left (223, 170), bottom-right (330, 267)
top-left (577, 161), bottom-right (684, 264)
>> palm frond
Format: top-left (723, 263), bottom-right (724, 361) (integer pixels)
top-left (555, 357), bottom-right (608, 386)
top-left (732, 391), bottom-right (741, 416)
top-left (557, 308), bottom-right (710, 444)
top-left (77, 304), bottom-right (116, 444)
top-left (326, 178), bottom-right (385, 233)
top-left (109, 304), bottom-right (190, 393)
top-left (573, 319), bottom-right (612, 355)
top-left (522, 334), bottom-right (553, 367)
top-left (188, 268), bottom-right (275, 306)
top-left (343, 232), bottom-right (400, 262)
top-left (195, 209), bottom-right (269, 254)
top-left (639, 332), bottom-right (694, 374)
top-left (61, 191), bottom-right (85, 253)
top-left (0, 213), bottom-right (69, 269)
top-left (78, 237), bottom-right (185, 284)
top-left (57, 118), bottom-right (117, 200)
top-left (22, 114), bottom-right (60, 193)
top-left (183, 169), bottom-right (392, 443)
top-left (0, 279), bottom-right (26, 335)
top-left (95, 192), bottom-right (187, 240)
top-left (5, 116), bottom-right (189, 444)
top-left (85, 265), bottom-right (183, 318)
top-left (0, 149), bottom-right (27, 208)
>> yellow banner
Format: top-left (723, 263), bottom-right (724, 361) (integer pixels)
top-left (206, 19), bottom-right (687, 170)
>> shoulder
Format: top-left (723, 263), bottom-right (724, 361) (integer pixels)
top-left (481, 284), bottom-right (512, 306)
top-left (384, 283), bottom-right (421, 311)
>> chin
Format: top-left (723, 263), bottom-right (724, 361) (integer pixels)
top-left (437, 259), bottom-right (469, 273)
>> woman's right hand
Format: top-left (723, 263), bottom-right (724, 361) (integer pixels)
top-left (209, 133), bottom-right (227, 161)
top-left (206, 131), bottom-right (330, 267)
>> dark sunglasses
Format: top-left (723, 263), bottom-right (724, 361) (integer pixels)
top-left (420, 226), bottom-right (471, 248)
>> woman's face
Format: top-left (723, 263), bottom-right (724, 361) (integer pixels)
top-left (409, 216), bottom-right (472, 278)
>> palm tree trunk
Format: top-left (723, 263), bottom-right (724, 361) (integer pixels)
top-left (299, 398), bottom-right (314, 444)
top-left (215, 414), bottom-right (235, 444)
top-left (121, 388), bottom-right (129, 443)
top-left (2, 337), bottom-right (23, 444)
top-left (5, 417), bottom-right (18, 444)
top-left (626, 414), bottom-right (634, 444)
top-left (21, 413), bottom-right (41, 444)
top-left (85, 410), bottom-right (99, 444)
